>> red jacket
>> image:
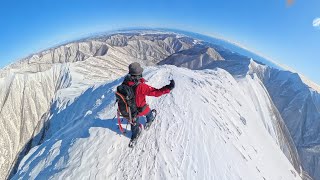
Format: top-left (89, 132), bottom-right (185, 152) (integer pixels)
top-left (126, 78), bottom-right (170, 116)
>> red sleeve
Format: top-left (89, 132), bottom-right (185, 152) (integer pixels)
top-left (139, 83), bottom-right (170, 97)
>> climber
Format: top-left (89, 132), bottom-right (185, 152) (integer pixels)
top-left (116, 62), bottom-right (175, 147)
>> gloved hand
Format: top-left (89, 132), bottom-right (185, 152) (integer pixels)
top-left (166, 80), bottom-right (175, 90)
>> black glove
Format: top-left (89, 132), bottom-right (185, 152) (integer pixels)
top-left (166, 80), bottom-right (175, 90)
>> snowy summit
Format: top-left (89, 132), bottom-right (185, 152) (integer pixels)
top-left (12, 66), bottom-right (301, 180)
top-left (1, 29), bottom-right (319, 180)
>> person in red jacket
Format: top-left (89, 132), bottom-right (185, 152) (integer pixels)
top-left (124, 62), bottom-right (175, 142)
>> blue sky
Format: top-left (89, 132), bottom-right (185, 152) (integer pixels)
top-left (0, 0), bottom-right (319, 84)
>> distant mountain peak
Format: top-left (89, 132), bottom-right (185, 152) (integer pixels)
top-left (1, 30), bottom-right (319, 180)
top-left (158, 45), bottom-right (224, 69)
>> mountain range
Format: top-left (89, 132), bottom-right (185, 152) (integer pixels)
top-left (0, 29), bottom-right (319, 180)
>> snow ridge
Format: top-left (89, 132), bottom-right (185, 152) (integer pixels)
top-left (159, 42), bottom-right (320, 179)
top-left (0, 32), bottom-right (193, 179)
top-left (1, 30), bottom-right (318, 180)
top-left (12, 66), bottom-right (301, 180)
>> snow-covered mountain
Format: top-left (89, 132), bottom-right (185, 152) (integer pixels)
top-left (11, 66), bottom-right (301, 180)
top-left (156, 33), bottom-right (320, 180)
top-left (0, 32), bottom-right (194, 180)
top-left (158, 44), bottom-right (225, 69)
top-left (261, 68), bottom-right (320, 179)
top-left (0, 29), bottom-right (319, 180)
top-left (159, 46), bottom-right (320, 179)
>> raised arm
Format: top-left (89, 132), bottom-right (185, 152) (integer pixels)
top-left (139, 83), bottom-right (170, 97)
top-left (139, 80), bottom-right (175, 97)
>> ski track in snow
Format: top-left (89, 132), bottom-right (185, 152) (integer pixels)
top-left (11, 66), bottom-right (301, 180)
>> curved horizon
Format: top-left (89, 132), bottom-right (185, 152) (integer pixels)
top-left (1, 0), bottom-right (319, 84)
top-left (2, 27), bottom-right (319, 88)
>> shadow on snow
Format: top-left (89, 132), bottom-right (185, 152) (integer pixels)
top-left (10, 76), bottom-right (144, 179)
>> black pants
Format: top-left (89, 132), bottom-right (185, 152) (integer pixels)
top-left (131, 110), bottom-right (154, 139)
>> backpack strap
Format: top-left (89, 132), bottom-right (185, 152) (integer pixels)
top-left (132, 81), bottom-right (140, 91)
top-left (117, 110), bottom-right (125, 134)
top-left (115, 79), bottom-right (141, 134)
top-left (115, 92), bottom-right (129, 113)
top-left (137, 104), bottom-right (148, 113)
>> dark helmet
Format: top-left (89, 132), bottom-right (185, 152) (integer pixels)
top-left (128, 62), bottom-right (143, 76)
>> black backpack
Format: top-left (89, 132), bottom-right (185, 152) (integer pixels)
top-left (115, 82), bottom-right (139, 121)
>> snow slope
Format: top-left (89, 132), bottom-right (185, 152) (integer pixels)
top-left (12, 66), bottom-right (301, 180)
top-left (2, 29), bottom-right (318, 180)
top-left (0, 64), bottom-right (71, 180)
top-left (158, 40), bottom-right (320, 179)
top-left (261, 68), bottom-right (320, 179)
top-left (0, 32), bottom-right (192, 179)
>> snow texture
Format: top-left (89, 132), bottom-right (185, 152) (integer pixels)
top-left (158, 37), bottom-right (320, 180)
top-left (12, 66), bottom-right (301, 180)
top-left (0, 30), bottom-right (319, 180)
top-left (0, 32), bottom-right (193, 180)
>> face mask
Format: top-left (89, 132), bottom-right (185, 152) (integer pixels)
top-left (129, 74), bottom-right (142, 81)
top-left (135, 75), bottom-right (142, 79)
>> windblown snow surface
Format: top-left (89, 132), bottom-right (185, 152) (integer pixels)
top-left (12, 66), bottom-right (301, 180)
